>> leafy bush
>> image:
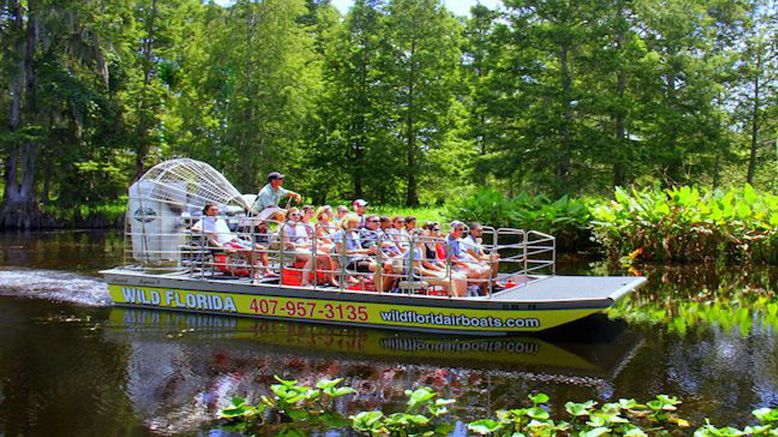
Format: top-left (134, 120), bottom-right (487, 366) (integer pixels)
top-left (590, 185), bottom-right (778, 264)
top-left (444, 188), bottom-right (593, 249)
top-left (42, 198), bottom-right (127, 228)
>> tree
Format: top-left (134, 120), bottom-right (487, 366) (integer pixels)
top-left (384, 0), bottom-right (462, 205)
top-left (312, 0), bottom-right (398, 201)
top-left (734, 1), bottom-right (777, 184)
top-left (0, 0), bottom-right (116, 227)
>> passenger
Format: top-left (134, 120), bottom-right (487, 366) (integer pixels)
top-left (385, 216), bottom-right (410, 251)
top-left (445, 221), bottom-right (491, 295)
top-left (280, 207), bottom-right (338, 287)
top-left (336, 214), bottom-right (395, 292)
top-left (361, 215), bottom-right (403, 285)
top-left (407, 232), bottom-right (467, 297)
top-left (361, 215), bottom-right (402, 257)
top-left (405, 216), bottom-right (418, 236)
top-left (315, 206), bottom-right (337, 252)
top-left (462, 222), bottom-right (500, 279)
top-left (379, 216), bottom-right (392, 232)
top-left (335, 205), bottom-right (349, 223)
top-left (253, 171), bottom-right (302, 213)
top-left (199, 203), bottom-right (270, 276)
top-left (301, 204), bottom-right (316, 239)
top-left (352, 199), bottom-right (368, 228)
top-left (423, 221), bottom-right (447, 262)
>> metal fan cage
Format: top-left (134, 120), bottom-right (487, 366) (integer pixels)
top-left (124, 158), bottom-right (250, 268)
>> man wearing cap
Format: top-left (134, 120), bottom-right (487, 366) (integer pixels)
top-left (253, 172), bottom-right (302, 214)
top-left (352, 199), bottom-right (368, 228)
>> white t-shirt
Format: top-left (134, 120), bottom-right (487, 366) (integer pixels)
top-left (201, 216), bottom-right (236, 246)
top-left (461, 234), bottom-right (484, 255)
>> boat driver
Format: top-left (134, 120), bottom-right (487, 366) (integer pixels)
top-left (253, 171), bottom-right (302, 216)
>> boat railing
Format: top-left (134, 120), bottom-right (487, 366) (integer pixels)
top-left (122, 212), bottom-right (557, 297)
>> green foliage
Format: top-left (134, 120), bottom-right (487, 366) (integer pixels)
top-left (591, 185), bottom-right (778, 264)
top-left (215, 377), bottom-right (778, 436)
top-left (444, 188), bottom-right (593, 248)
top-left (2, 0), bottom-right (776, 228)
top-left (366, 205), bottom-right (445, 225)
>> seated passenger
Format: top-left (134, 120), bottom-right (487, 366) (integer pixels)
top-left (300, 204), bottom-right (316, 239)
top-left (406, 232), bottom-right (467, 297)
top-left (379, 216), bottom-right (392, 232)
top-left (422, 221), bottom-right (446, 267)
top-left (462, 222), bottom-right (500, 279)
top-left (336, 214), bottom-right (395, 292)
top-left (315, 206), bottom-right (337, 251)
top-left (335, 205), bottom-right (349, 223)
top-left (280, 207), bottom-right (337, 287)
top-left (360, 215), bottom-right (402, 257)
top-left (405, 216), bottom-right (419, 237)
top-left (198, 203), bottom-right (270, 276)
top-left (445, 221), bottom-right (491, 295)
top-left (385, 216), bottom-right (410, 252)
top-left (352, 199), bottom-right (368, 228)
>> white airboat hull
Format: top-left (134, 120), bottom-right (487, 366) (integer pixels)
top-left (103, 269), bottom-right (646, 335)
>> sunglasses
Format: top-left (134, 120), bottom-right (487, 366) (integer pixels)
top-left (290, 213), bottom-right (301, 218)
top-left (432, 227), bottom-right (440, 231)
top-left (368, 219), bottom-right (380, 223)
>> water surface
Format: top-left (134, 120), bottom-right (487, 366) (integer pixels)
top-left (0, 231), bottom-right (775, 435)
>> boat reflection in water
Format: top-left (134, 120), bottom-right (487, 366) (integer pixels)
top-left (106, 308), bottom-right (643, 434)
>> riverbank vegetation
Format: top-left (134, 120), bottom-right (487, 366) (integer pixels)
top-left (591, 185), bottom-right (778, 264)
top-left (445, 185), bottom-right (778, 264)
top-left (0, 0), bottom-right (775, 229)
top-left (214, 375), bottom-right (778, 435)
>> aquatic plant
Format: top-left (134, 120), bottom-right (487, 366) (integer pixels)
top-left (215, 376), bottom-right (778, 436)
top-left (590, 185), bottom-right (778, 264)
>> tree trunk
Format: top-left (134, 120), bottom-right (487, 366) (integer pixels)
top-left (612, 12), bottom-right (627, 188)
top-left (132, 0), bottom-right (158, 182)
top-left (405, 39), bottom-right (419, 207)
top-left (557, 40), bottom-right (572, 194)
top-left (1, 0), bottom-right (42, 229)
top-left (746, 51), bottom-right (761, 184)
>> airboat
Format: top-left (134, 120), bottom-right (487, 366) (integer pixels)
top-left (101, 158), bottom-right (646, 335)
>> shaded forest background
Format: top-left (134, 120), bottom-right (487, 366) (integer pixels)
top-left (0, 0), bottom-right (775, 228)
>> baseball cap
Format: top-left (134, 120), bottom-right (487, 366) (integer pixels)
top-left (353, 199), bottom-right (368, 207)
top-left (449, 220), bottom-right (465, 230)
top-left (267, 171), bottom-right (285, 182)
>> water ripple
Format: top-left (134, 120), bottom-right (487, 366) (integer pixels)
top-left (0, 268), bottom-right (110, 306)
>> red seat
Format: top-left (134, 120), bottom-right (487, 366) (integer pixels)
top-left (213, 253), bottom-right (250, 276)
top-left (347, 280), bottom-right (376, 292)
top-left (281, 260), bottom-right (328, 286)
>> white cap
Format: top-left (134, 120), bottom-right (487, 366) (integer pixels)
top-left (257, 206), bottom-right (284, 221)
top-left (353, 199), bottom-right (368, 207)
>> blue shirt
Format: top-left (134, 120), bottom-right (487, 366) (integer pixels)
top-left (253, 183), bottom-right (289, 211)
top-left (335, 230), bottom-right (364, 264)
top-left (405, 247), bottom-right (423, 277)
top-left (445, 234), bottom-right (463, 259)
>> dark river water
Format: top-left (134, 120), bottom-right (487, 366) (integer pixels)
top-left (0, 230), bottom-right (775, 435)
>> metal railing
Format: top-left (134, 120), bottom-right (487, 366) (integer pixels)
top-left (121, 212), bottom-right (556, 298)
